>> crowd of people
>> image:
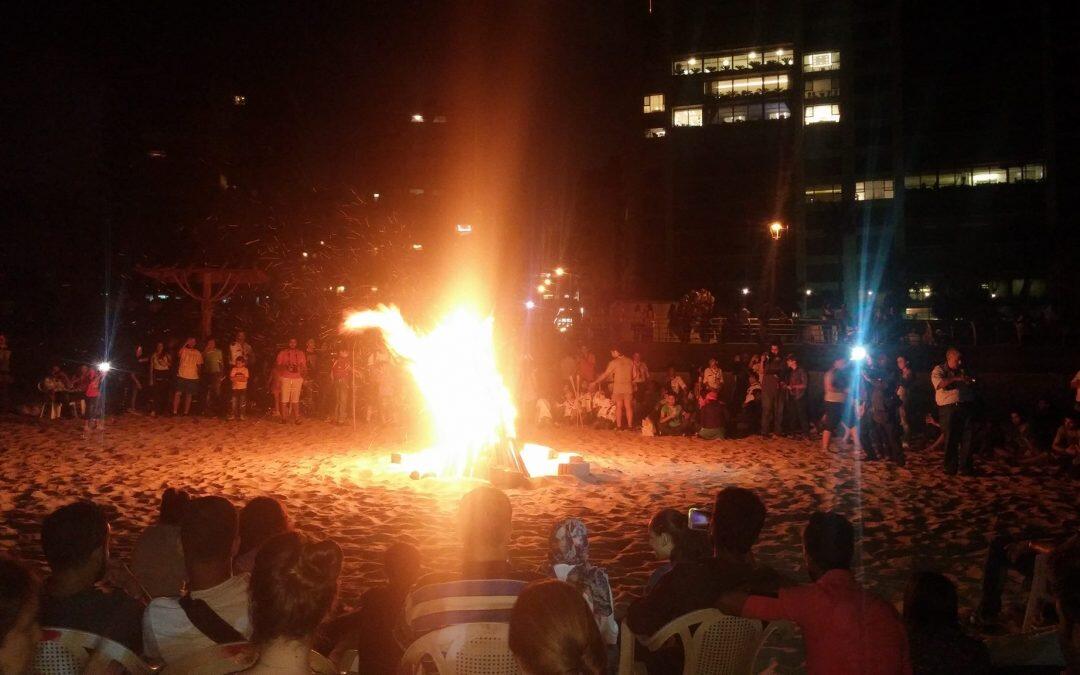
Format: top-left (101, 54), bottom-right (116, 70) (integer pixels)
top-left (536, 344), bottom-right (1080, 478)
top-left (27, 331), bottom-right (391, 429)
top-left (1, 485), bottom-right (1078, 674)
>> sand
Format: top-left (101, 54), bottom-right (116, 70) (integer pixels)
top-left (2, 415), bottom-right (1076, 626)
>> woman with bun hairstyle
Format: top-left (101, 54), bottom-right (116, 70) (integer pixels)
top-left (509, 579), bottom-right (605, 675)
top-left (645, 508), bottom-right (709, 592)
top-left (241, 532), bottom-right (343, 674)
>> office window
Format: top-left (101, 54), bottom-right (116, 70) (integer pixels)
top-left (672, 106), bottom-right (703, 127)
top-left (765, 101), bottom-right (791, 119)
top-left (707, 79), bottom-right (733, 97)
top-left (806, 184), bottom-right (842, 203)
top-left (971, 167), bottom-right (1007, 185)
top-left (905, 174), bottom-right (937, 189)
top-left (804, 104), bottom-right (841, 125)
top-left (938, 170), bottom-right (972, 187)
top-left (643, 94), bottom-right (665, 113)
top-left (673, 58), bottom-right (701, 75)
top-left (855, 180), bottom-right (894, 200)
top-left (730, 51), bottom-right (763, 70)
top-left (765, 48), bottom-right (794, 66)
top-left (805, 77), bottom-right (840, 99)
top-left (762, 74), bottom-right (789, 92)
top-left (702, 56), bottom-right (732, 72)
top-left (1007, 166), bottom-right (1023, 183)
top-left (803, 51), bottom-right (841, 72)
top-left (645, 127), bottom-right (666, 138)
top-left (1022, 163), bottom-right (1045, 181)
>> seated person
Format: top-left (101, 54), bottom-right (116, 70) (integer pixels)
top-left (235, 497), bottom-right (291, 574)
top-left (658, 392), bottom-right (688, 436)
top-left (628, 488), bottom-right (782, 642)
top-left (344, 543), bottom-right (423, 675)
top-left (399, 487), bottom-right (541, 644)
top-left (644, 508), bottom-right (709, 593)
top-left (1001, 410), bottom-right (1040, 462)
top-left (592, 389), bottom-right (617, 429)
top-left (1, 556), bottom-right (41, 675)
top-left (697, 389), bottom-right (727, 440)
top-left (540, 519), bottom-right (617, 647)
top-left (556, 386), bottom-right (578, 425)
top-left (509, 580), bottom-right (606, 675)
top-left (903, 571), bottom-right (990, 674)
top-left (719, 511), bottom-right (911, 675)
top-left (40, 501), bottom-right (144, 652)
top-left (143, 496), bottom-right (252, 664)
top-left (131, 487), bottom-right (190, 598)
top-left (975, 532), bottom-right (1072, 627)
top-left (241, 532), bottom-right (343, 674)
top-left (1051, 414), bottom-right (1080, 474)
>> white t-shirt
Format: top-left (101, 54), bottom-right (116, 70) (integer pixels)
top-left (176, 347), bottom-right (203, 380)
top-left (143, 574), bottom-right (252, 663)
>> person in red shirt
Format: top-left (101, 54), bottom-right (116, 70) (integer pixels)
top-left (719, 511), bottom-right (912, 675)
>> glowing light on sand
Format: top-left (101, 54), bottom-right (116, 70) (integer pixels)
top-left (344, 305), bottom-right (519, 479)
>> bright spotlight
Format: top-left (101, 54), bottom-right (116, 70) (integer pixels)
top-left (805, 288), bottom-right (813, 296)
top-left (536, 284), bottom-right (546, 293)
top-left (741, 287), bottom-right (750, 295)
top-left (411, 113), bottom-right (424, 123)
top-left (543, 278), bottom-right (552, 287)
top-left (524, 300), bottom-right (536, 310)
top-left (554, 267), bottom-right (566, 276)
top-left (97, 361), bottom-right (111, 373)
top-left (850, 345), bottom-right (868, 362)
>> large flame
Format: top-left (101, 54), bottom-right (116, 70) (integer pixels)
top-left (344, 305), bottom-right (518, 478)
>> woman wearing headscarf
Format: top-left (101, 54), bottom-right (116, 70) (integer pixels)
top-left (540, 518), bottom-right (618, 648)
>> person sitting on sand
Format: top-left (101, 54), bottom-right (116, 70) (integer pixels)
top-left (0, 556), bottom-right (40, 675)
top-left (236, 497), bottom-right (291, 574)
top-left (143, 496), bottom-right (252, 663)
top-left (238, 532), bottom-right (342, 675)
top-left (697, 389), bottom-right (727, 440)
top-left (131, 488), bottom-right (190, 599)
top-left (718, 511), bottom-right (911, 675)
top-left (592, 388), bottom-right (617, 429)
top-left (903, 571), bottom-right (990, 675)
top-left (1051, 413), bottom-right (1080, 474)
top-left (509, 580), bottom-right (606, 675)
top-left (556, 386), bottom-right (578, 425)
top-left (399, 487), bottom-right (541, 644)
top-left (644, 508), bottom-right (709, 594)
top-left (40, 501), bottom-right (145, 652)
top-left (540, 519), bottom-right (617, 647)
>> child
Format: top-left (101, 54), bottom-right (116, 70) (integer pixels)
top-left (229, 356), bottom-right (250, 420)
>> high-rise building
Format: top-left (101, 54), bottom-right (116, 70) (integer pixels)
top-left (628, 0), bottom-right (1066, 319)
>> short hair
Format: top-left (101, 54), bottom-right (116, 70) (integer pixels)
top-left (250, 532), bottom-right (342, 644)
top-left (160, 488), bottom-right (191, 526)
top-left (384, 542), bottom-right (422, 585)
top-left (785, 353), bottom-right (798, 363)
top-left (804, 511), bottom-right (855, 571)
top-left (239, 497), bottom-right (290, 556)
top-left (459, 486), bottom-right (512, 550)
top-left (181, 496), bottom-right (238, 565)
top-left (0, 557), bottom-right (37, 643)
top-left (650, 508), bottom-right (708, 563)
top-left (710, 487), bottom-right (766, 557)
top-left (903, 571), bottom-right (959, 628)
top-left (41, 501), bottom-right (109, 572)
top-left (509, 580), bottom-right (606, 675)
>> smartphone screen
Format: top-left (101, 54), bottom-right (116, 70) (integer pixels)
top-left (688, 507), bottom-right (711, 531)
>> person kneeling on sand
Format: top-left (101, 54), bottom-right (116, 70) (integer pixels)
top-left (143, 496), bottom-right (252, 664)
top-left (717, 511), bottom-right (911, 675)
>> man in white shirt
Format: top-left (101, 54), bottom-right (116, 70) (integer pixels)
top-left (702, 358), bottom-right (724, 392)
top-left (172, 337), bottom-right (203, 416)
top-left (143, 496), bottom-right (251, 664)
top-left (930, 347), bottom-right (975, 476)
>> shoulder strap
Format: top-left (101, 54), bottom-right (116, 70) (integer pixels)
top-left (178, 594), bottom-right (245, 644)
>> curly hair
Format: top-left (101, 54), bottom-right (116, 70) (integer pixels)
top-left (249, 532), bottom-right (342, 644)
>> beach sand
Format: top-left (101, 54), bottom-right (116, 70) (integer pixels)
top-left (2, 415), bottom-right (1076, 627)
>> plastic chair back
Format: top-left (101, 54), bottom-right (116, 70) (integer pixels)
top-left (36, 627), bottom-right (152, 675)
top-left (619, 609), bottom-right (763, 675)
top-left (399, 623), bottom-right (519, 675)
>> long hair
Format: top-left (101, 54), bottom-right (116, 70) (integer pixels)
top-left (249, 532), bottom-right (342, 644)
top-left (509, 580), bottom-right (606, 675)
top-left (649, 508), bottom-right (708, 563)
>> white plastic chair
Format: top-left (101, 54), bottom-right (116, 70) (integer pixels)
top-left (1022, 553), bottom-right (1054, 632)
top-left (398, 622), bottom-right (519, 675)
top-left (35, 627), bottom-right (152, 675)
top-left (619, 609), bottom-right (783, 675)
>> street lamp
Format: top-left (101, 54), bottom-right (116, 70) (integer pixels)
top-left (554, 267), bottom-right (566, 277)
top-left (741, 287), bottom-right (750, 296)
top-left (768, 221), bottom-right (785, 240)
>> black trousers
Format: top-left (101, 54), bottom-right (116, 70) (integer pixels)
top-left (939, 403), bottom-right (973, 474)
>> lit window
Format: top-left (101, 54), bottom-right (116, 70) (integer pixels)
top-left (643, 94), bottom-right (665, 113)
top-left (971, 167), bottom-right (1007, 185)
top-left (803, 51), bottom-right (841, 72)
top-left (1022, 163), bottom-right (1045, 181)
top-left (672, 106), bottom-right (703, 127)
top-left (645, 127), bottom-right (667, 138)
top-left (455, 223), bottom-right (473, 235)
top-left (855, 180), bottom-right (894, 201)
top-left (765, 102), bottom-right (791, 119)
top-left (905, 175), bottom-right (937, 190)
top-left (762, 74), bottom-right (789, 92)
top-left (805, 184), bottom-right (842, 203)
top-left (804, 77), bottom-right (840, 99)
top-left (411, 114), bottom-right (424, 123)
top-left (766, 48), bottom-right (794, 66)
top-left (701, 56), bottom-right (731, 72)
top-left (673, 58), bottom-right (701, 75)
top-left (232, 95), bottom-right (247, 106)
top-left (804, 104), bottom-right (841, 125)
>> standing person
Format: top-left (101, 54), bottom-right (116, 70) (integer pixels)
top-left (590, 347), bottom-right (635, 431)
top-left (702, 357), bottom-right (723, 393)
top-left (330, 349), bottom-right (352, 425)
top-left (930, 347), bottom-right (976, 476)
top-left (149, 342), bottom-right (172, 418)
top-left (81, 365), bottom-right (105, 433)
top-left (631, 352), bottom-right (650, 403)
top-left (275, 338), bottom-right (307, 424)
top-left (229, 331), bottom-right (255, 368)
top-left (760, 342), bottom-right (785, 438)
top-left (172, 337), bottom-right (203, 417)
top-left (228, 356), bottom-right (250, 421)
top-left (127, 344), bottom-right (149, 414)
top-left (302, 338), bottom-right (319, 414)
top-left (785, 354), bottom-right (810, 439)
top-left (821, 357), bottom-right (849, 452)
top-left (0, 334), bottom-right (11, 413)
top-left (202, 338), bottom-right (224, 417)
top-left (896, 355), bottom-right (915, 444)
top-left (577, 345), bottom-right (597, 384)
